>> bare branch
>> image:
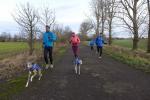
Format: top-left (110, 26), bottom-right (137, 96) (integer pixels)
top-left (12, 2), bottom-right (39, 55)
top-left (40, 7), bottom-right (56, 30)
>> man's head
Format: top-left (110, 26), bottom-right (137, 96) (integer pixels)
top-left (100, 33), bottom-right (103, 36)
top-left (46, 25), bottom-right (50, 32)
top-left (97, 33), bottom-right (102, 37)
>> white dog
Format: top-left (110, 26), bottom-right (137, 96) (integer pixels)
top-left (74, 58), bottom-right (82, 75)
top-left (25, 62), bottom-right (42, 87)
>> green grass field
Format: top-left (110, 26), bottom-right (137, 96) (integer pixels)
top-left (0, 42), bottom-right (41, 59)
top-left (112, 39), bottom-right (147, 50)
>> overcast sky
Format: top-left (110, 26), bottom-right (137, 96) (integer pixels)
top-left (0, 0), bottom-right (139, 38)
top-left (0, 0), bottom-right (91, 35)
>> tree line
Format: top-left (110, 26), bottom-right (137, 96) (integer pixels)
top-left (10, 1), bottom-right (150, 55)
top-left (79, 0), bottom-right (150, 53)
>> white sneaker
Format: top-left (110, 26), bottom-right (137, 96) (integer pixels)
top-left (45, 64), bottom-right (49, 69)
top-left (50, 64), bottom-right (54, 68)
top-left (99, 56), bottom-right (102, 59)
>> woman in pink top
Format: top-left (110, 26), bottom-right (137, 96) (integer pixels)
top-left (69, 32), bottom-right (80, 58)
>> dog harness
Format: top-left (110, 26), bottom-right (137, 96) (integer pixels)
top-left (74, 58), bottom-right (81, 65)
top-left (29, 64), bottom-right (41, 71)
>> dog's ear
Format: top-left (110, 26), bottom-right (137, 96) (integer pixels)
top-left (27, 62), bottom-right (32, 68)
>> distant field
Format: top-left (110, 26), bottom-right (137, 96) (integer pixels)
top-left (0, 42), bottom-right (41, 59)
top-left (112, 39), bottom-right (147, 50)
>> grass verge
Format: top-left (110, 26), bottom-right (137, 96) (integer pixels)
top-left (0, 44), bottom-right (68, 99)
top-left (104, 45), bottom-right (150, 73)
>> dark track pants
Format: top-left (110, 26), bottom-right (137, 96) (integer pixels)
top-left (44, 47), bottom-right (53, 64)
top-left (72, 46), bottom-right (78, 58)
top-left (91, 46), bottom-right (94, 50)
top-left (97, 46), bottom-right (103, 57)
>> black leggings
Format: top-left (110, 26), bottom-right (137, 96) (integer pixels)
top-left (97, 46), bottom-right (103, 56)
top-left (44, 47), bottom-right (53, 64)
top-left (72, 46), bottom-right (78, 58)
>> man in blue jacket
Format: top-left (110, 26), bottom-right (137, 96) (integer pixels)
top-left (43, 25), bottom-right (57, 69)
top-left (95, 33), bottom-right (104, 58)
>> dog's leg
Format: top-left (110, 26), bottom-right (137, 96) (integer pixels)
top-left (31, 70), bottom-right (37, 82)
top-left (75, 64), bottom-right (77, 74)
top-left (38, 70), bottom-right (42, 80)
top-left (25, 71), bottom-right (31, 87)
top-left (78, 65), bottom-right (80, 75)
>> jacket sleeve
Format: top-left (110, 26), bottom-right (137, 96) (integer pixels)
top-left (49, 32), bottom-right (57, 42)
top-left (43, 33), bottom-right (47, 46)
top-left (102, 39), bottom-right (104, 44)
top-left (77, 36), bottom-right (80, 43)
top-left (95, 38), bottom-right (97, 44)
top-left (52, 33), bottom-right (57, 41)
top-left (89, 41), bottom-right (91, 46)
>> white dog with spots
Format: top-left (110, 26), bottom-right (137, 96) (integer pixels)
top-left (25, 62), bottom-right (42, 87)
top-left (74, 58), bottom-right (82, 75)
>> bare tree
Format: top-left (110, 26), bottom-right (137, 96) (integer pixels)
top-left (101, 0), bottom-right (107, 35)
top-left (105, 0), bottom-right (118, 45)
top-left (90, 0), bottom-right (107, 35)
top-left (0, 32), bottom-right (12, 42)
top-left (19, 27), bottom-right (28, 41)
top-left (119, 0), bottom-right (147, 50)
top-left (79, 20), bottom-right (93, 40)
top-left (63, 26), bottom-right (72, 37)
top-left (63, 26), bottom-right (72, 34)
top-left (52, 24), bottom-right (63, 39)
top-left (80, 20), bottom-right (93, 34)
top-left (90, 0), bottom-right (101, 35)
top-left (147, 0), bottom-right (150, 53)
top-left (40, 7), bottom-right (55, 30)
top-left (63, 26), bottom-right (72, 41)
top-left (13, 3), bottom-right (39, 55)
top-left (13, 34), bottom-right (19, 42)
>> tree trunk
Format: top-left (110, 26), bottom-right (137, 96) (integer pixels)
top-left (147, 0), bottom-right (150, 53)
top-left (108, 21), bottom-right (112, 45)
top-left (133, 33), bottom-right (138, 50)
top-left (132, 1), bottom-right (138, 50)
top-left (148, 28), bottom-right (150, 53)
top-left (29, 28), bottom-right (34, 55)
top-left (96, 19), bottom-right (100, 35)
top-left (108, 26), bottom-right (112, 45)
top-left (102, 20), bottom-right (105, 35)
top-left (101, 5), bottom-right (105, 35)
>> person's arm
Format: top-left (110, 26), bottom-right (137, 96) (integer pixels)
top-left (43, 33), bottom-right (46, 47)
top-left (102, 38), bottom-right (107, 44)
top-left (49, 32), bottom-right (57, 42)
top-left (89, 41), bottom-right (91, 46)
top-left (69, 37), bottom-right (72, 44)
top-left (52, 33), bottom-right (57, 41)
top-left (77, 36), bottom-right (80, 43)
top-left (95, 38), bottom-right (97, 45)
top-left (102, 39), bottom-right (104, 44)
top-left (93, 40), bottom-right (95, 45)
